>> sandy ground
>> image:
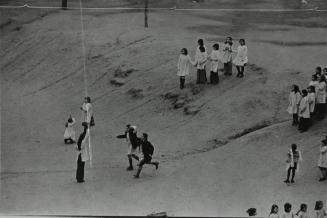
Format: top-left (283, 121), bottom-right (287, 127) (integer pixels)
top-left (1, 0), bottom-right (327, 216)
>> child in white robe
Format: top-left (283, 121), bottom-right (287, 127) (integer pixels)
top-left (209, 43), bottom-right (220, 84)
top-left (177, 48), bottom-right (194, 89)
top-left (64, 116), bottom-right (76, 144)
top-left (233, 38), bottom-right (248, 78)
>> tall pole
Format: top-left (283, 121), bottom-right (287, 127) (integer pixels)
top-left (144, 0), bottom-right (148, 28)
top-left (62, 0), bottom-right (67, 9)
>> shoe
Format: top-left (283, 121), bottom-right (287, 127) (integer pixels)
top-left (155, 163), bottom-right (159, 170)
top-left (133, 174), bottom-right (139, 178)
top-left (126, 166), bottom-right (133, 171)
top-left (319, 177), bottom-right (326, 182)
top-left (290, 180), bottom-right (294, 183)
top-left (77, 180), bottom-right (85, 183)
top-left (284, 180), bottom-right (290, 183)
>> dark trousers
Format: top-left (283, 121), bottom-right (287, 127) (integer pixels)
top-left (76, 154), bottom-right (85, 182)
top-left (236, 66), bottom-right (245, 77)
top-left (179, 76), bottom-right (185, 89)
top-left (224, 61), bottom-right (232, 75)
top-left (316, 103), bottom-right (325, 120)
top-left (197, 69), bottom-right (207, 84)
top-left (298, 117), bottom-right (310, 131)
top-left (286, 163), bottom-right (297, 182)
top-left (210, 71), bottom-right (219, 84)
top-left (292, 113), bottom-right (299, 125)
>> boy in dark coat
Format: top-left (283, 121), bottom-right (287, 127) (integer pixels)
top-left (134, 133), bottom-right (159, 178)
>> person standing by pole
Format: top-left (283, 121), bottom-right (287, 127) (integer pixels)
top-left (75, 122), bottom-right (89, 183)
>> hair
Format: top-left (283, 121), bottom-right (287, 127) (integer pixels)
top-left (316, 66), bottom-right (322, 73)
top-left (291, 144), bottom-right (297, 152)
top-left (308, 85), bottom-right (315, 93)
top-left (314, 201), bottom-right (323, 210)
top-left (312, 74), bottom-right (318, 80)
top-left (239, 38), bottom-right (245, 44)
top-left (143, 133), bottom-right (148, 139)
top-left (213, 43), bottom-right (219, 50)
top-left (199, 46), bottom-right (205, 53)
top-left (322, 139), bottom-right (327, 145)
top-left (292, 84), bottom-right (300, 93)
top-left (246, 208), bottom-right (256, 216)
top-left (284, 203), bottom-right (292, 213)
top-left (68, 117), bottom-right (73, 123)
top-left (85, 96), bottom-right (91, 103)
top-left (181, 48), bottom-right (188, 55)
top-left (323, 67), bottom-right (327, 72)
top-left (319, 75), bottom-right (326, 83)
top-left (301, 89), bottom-right (308, 96)
top-left (270, 204), bottom-right (278, 215)
top-left (198, 39), bottom-right (204, 46)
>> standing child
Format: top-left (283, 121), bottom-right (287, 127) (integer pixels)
top-left (177, 48), bottom-right (194, 89)
top-left (317, 139), bottom-right (327, 181)
top-left (196, 38), bottom-right (207, 58)
top-left (284, 144), bottom-right (302, 183)
top-left (209, 43), bottom-right (220, 84)
top-left (75, 122), bottom-right (90, 183)
top-left (314, 201), bottom-right (327, 218)
top-left (64, 116), bottom-right (76, 144)
top-left (296, 204), bottom-right (310, 218)
top-left (233, 38), bottom-right (248, 78)
top-left (194, 46), bottom-right (208, 84)
top-left (298, 89), bottom-right (311, 132)
top-left (281, 203), bottom-right (294, 218)
top-left (316, 75), bottom-right (326, 120)
top-left (269, 204), bottom-right (280, 218)
top-left (315, 66), bottom-right (322, 76)
top-left (221, 36), bottom-right (233, 76)
top-left (288, 85), bottom-right (301, 126)
top-left (80, 97), bottom-right (94, 127)
top-left (308, 86), bottom-right (316, 119)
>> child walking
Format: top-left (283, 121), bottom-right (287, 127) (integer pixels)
top-left (233, 38), bottom-right (248, 78)
top-left (284, 144), bottom-right (302, 183)
top-left (209, 43), bottom-right (220, 84)
top-left (194, 46), bottom-right (208, 84)
top-left (177, 48), bottom-right (194, 89)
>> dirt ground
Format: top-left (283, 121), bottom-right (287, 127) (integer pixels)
top-left (1, 0), bottom-right (327, 216)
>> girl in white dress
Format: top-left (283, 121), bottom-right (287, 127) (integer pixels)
top-left (296, 204), bottom-right (310, 218)
top-left (209, 43), bottom-right (220, 84)
top-left (233, 38), bottom-right (248, 78)
top-left (177, 48), bottom-right (194, 89)
top-left (288, 85), bottom-right (301, 126)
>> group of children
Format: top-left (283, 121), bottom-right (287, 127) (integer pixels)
top-left (267, 201), bottom-right (326, 218)
top-left (177, 37), bottom-right (248, 89)
top-left (288, 67), bottom-right (327, 132)
top-left (117, 124), bottom-right (159, 178)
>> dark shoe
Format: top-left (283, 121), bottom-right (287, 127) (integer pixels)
top-left (126, 166), bottom-right (133, 171)
top-left (155, 162), bottom-right (159, 170)
top-left (77, 180), bottom-right (85, 183)
top-left (133, 174), bottom-right (139, 178)
top-left (319, 177), bottom-right (326, 182)
top-left (284, 180), bottom-right (290, 183)
top-left (290, 180), bottom-right (294, 183)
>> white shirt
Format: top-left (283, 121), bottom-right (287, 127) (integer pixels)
top-left (177, 54), bottom-right (193, 76)
top-left (210, 50), bottom-right (220, 72)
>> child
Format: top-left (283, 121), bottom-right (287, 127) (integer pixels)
top-left (308, 86), bottom-right (316, 118)
top-left (221, 36), bottom-right (233, 76)
top-left (281, 203), bottom-right (294, 218)
top-left (194, 46), bottom-right (208, 84)
top-left (177, 48), bottom-right (194, 89)
top-left (209, 43), bottom-right (220, 84)
top-left (318, 139), bottom-right (327, 181)
top-left (196, 38), bottom-right (207, 58)
top-left (233, 38), bottom-right (248, 78)
top-left (246, 208), bottom-right (257, 217)
top-left (314, 201), bottom-right (327, 218)
top-left (284, 144), bottom-right (302, 183)
top-left (315, 66), bottom-right (322, 76)
top-left (316, 75), bottom-right (326, 120)
top-left (64, 115), bottom-right (76, 144)
top-left (298, 89), bottom-right (311, 132)
top-left (269, 204), bottom-right (280, 218)
top-left (296, 204), bottom-right (310, 218)
top-left (287, 85), bottom-right (301, 126)
top-left (80, 96), bottom-right (94, 127)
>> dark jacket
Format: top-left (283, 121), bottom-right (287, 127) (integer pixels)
top-left (141, 140), bottom-right (154, 159)
top-left (117, 129), bottom-right (140, 149)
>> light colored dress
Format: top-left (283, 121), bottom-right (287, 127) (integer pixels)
top-left (210, 50), bottom-right (220, 72)
top-left (308, 92), bottom-right (316, 113)
top-left (269, 213), bottom-right (280, 218)
top-left (288, 91), bottom-right (301, 114)
top-left (64, 118), bottom-right (76, 141)
top-left (221, 43), bottom-right (232, 63)
top-left (82, 102), bottom-right (93, 123)
top-left (316, 81), bottom-right (326, 104)
top-left (233, 45), bottom-right (248, 66)
top-left (299, 96), bottom-right (310, 118)
top-left (177, 54), bottom-right (193, 76)
top-left (281, 212), bottom-right (295, 218)
top-left (76, 130), bottom-right (90, 162)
